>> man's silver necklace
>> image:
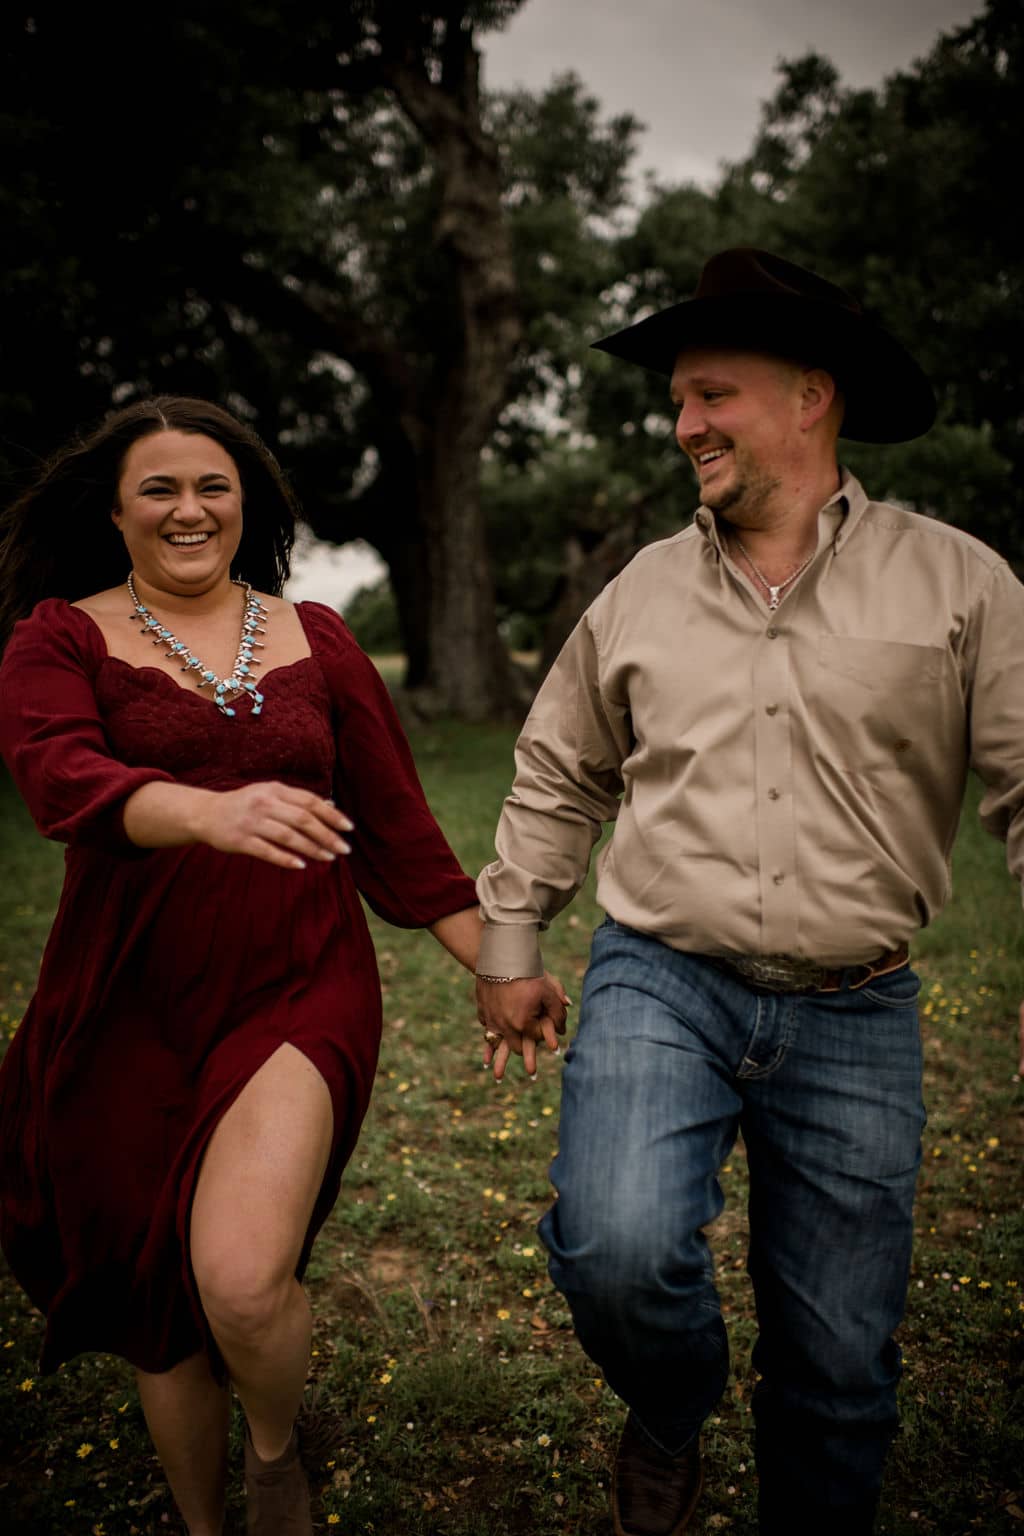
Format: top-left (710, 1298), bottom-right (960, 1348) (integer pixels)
top-left (730, 537), bottom-right (815, 611)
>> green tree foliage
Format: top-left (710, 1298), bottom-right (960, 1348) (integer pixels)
top-left (343, 579), bottom-right (403, 655)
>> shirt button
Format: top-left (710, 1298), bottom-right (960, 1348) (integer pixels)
top-left (772, 873), bottom-right (785, 885)
top-left (765, 704), bottom-right (779, 716)
top-left (766, 627), bottom-right (779, 639)
top-left (768, 788), bottom-right (780, 800)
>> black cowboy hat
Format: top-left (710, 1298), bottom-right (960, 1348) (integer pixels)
top-left (591, 247), bottom-right (936, 443)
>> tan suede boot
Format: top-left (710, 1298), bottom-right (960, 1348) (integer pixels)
top-left (243, 1427), bottom-right (313, 1536)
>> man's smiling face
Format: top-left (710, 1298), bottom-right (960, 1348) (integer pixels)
top-left (670, 348), bottom-right (814, 525)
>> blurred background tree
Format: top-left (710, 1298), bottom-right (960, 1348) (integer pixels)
top-left (2, 0), bottom-right (1019, 716)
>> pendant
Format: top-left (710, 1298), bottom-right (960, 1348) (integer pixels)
top-left (767, 587), bottom-right (782, 610)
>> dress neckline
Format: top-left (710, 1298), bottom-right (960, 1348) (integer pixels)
top-left (68, 599), bottom-right (318, 709)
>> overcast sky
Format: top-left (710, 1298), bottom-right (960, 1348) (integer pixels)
top-left (286, 0), bottom-right (983, 606)
top-left (483, 0), bottom-right (984, 188)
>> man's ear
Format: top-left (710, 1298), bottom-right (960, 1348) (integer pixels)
top-left (800, 368), bottom-right (839, 431)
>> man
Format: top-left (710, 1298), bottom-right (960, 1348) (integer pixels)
top-left (474, 249), bottom-right (1024, 1536)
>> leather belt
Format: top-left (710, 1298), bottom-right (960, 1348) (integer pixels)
top-left (707, 942), bottom-right (910, 995)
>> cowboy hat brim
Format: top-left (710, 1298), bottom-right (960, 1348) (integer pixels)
top-left (592, 292), bottom-right (936, 443)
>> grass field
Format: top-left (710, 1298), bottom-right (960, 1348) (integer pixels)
top-left (0, 719), bottom-right (1021, 1535)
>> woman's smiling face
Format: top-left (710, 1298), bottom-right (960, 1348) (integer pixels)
top-left (113, 430), bottom-right (244, 596)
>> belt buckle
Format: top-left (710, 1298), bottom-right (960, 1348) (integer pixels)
top-left (726, 953), bottom-right (829, 992)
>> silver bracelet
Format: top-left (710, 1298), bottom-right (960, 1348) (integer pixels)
top-left (475, 973), bottom-right (519, 984)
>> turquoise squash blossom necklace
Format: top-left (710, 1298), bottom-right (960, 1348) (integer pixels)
top-left (127, 573), bottom-right (269, 718)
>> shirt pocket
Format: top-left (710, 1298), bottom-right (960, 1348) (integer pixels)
top-left (812, 635), bottom-right (948, 774)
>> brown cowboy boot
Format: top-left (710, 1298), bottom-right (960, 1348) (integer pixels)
top-left (611, 1414), bottom-right (704, 1536)
top-left (244, 1426), bottom-right (313, 1536)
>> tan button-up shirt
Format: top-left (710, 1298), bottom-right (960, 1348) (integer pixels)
top-left (476, 473), bottom-right (1024, 975)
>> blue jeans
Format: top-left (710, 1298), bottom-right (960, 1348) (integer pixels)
top-left (539, 918), bottom-right (925, 1533)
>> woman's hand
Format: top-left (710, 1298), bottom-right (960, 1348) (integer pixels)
top-left (192, 782), bottom-right (353, 869)
top-left (477, 971), bottom-right (571, 1082)
top-left (122, 778), bottom-right (353, 868)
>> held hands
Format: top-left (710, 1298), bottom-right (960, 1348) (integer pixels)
top-left (194, 782), bottom-right (353, 869)
top-left (476, 973), bottom-right (572, 1083)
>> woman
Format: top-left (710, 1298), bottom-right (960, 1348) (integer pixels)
top-left (0, 396), bottom-right (567, 1536)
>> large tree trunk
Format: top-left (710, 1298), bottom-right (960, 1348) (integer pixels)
top-left (418, 419), bottom-right (522, 718)
top-left (379, 13), bottom-right (524, 717)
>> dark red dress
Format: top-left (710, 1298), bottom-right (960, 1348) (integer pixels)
top-left (0, 598), bottom-right (477, 1373)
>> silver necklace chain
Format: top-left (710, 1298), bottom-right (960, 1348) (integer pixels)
top-left (731, 537), bottom-right (815, 612)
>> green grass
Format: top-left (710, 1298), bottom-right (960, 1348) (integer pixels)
top-left (0, 726), bottom-right (1021, 1535)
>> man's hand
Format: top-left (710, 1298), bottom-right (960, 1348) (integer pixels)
top-left (476, 973), bottom-right (571, 1082)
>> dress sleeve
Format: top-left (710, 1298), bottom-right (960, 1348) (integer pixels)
top-left (0, 600), bottom-right (174, 850)
top-left (301, 603), bottom-right (478, 928)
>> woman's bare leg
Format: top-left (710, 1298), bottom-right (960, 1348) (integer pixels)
top-left (135, 1352), bottom-right (230, 1536)
top-left (189, 1043), bottom-right (334, 1461)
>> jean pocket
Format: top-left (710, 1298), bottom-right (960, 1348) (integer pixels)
top-left (857, 965), bottom-right (922, 1008)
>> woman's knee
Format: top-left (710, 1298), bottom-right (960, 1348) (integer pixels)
top-left (193, 1251), bottom-right (296, 1346)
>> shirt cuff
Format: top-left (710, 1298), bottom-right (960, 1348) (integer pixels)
top-left (476, 922), bottom-right (544, 979)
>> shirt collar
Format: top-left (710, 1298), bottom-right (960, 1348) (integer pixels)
top-left (693, 467), bottom-right (869, 555)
